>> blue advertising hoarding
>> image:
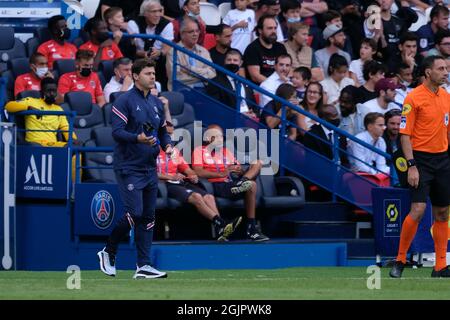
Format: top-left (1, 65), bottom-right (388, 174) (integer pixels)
top-left (373, 187), bottom-right (435, 257)
top-left (74, 183), bottom-right (124, 236)
top-left (16, 145), bottom-right (70, 199)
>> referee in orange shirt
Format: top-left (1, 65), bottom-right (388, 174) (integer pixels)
top-left (390, 56), bottom-right (450, 278)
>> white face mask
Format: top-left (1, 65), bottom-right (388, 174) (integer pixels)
top-left (35, 67), bottom-right (48, 79)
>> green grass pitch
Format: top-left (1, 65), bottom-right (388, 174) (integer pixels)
top-left (1, 267), bottom-right (450, 300)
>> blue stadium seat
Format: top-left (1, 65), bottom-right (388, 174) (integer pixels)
top-left (0, 27), bottom-right (27, 73)
top-left (258, 175), bottom-right (305, 209)
top-left (25, 37), bottom-right (40, 57)
top-left (62, 91), bottom-right (105, 144)
top-left (98, 71), bottom-right (107, 88)
top-left (9, 57), bottom-right (30, 78)
top-left (71, 37), bottom-right (85, 48)
top-left (99, 60), bottom-right (114, 84)
top-left (53, 59), bottom-right (76, 77)
top-left (110, 91), bottom-right (125, 103)
top-left (83, 126), bottom-right (116, 183)
top-left (160, 91), bottom-right (195, 129)
top-left (34, 27), bottom-right (51, 44)
top-left (16, 90), bottom-right (41, 100)
top-left (102, 103), bottom-right (113, 126)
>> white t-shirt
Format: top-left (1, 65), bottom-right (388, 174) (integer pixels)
top-left (127, 20), bottom-right (174, 51)
top-left (360, 98), bottom-right (401, 120)
top-left (320, 77), bottom-right (355, 105)
top-left (349, 59), bottom-right (365, 86)
top-left (223, 9), bottom-right (255, 54)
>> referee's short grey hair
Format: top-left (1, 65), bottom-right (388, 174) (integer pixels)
top-left (140, 0), bottom-right (161, 16)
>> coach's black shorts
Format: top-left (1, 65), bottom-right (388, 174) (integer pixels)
top-left (213, 181), bottom-right (246, 200)
top-left (166, 181), bottom-right (208, 203)
top-left (410, 151), bottom-right (450, 207)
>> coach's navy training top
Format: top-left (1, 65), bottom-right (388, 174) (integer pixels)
top-left (111, 86), bottom-right (172, 172)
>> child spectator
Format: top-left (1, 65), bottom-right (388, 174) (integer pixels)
top-left (291, 66), bottom-right (311, 101)
top-left (223, 0), bottom-right (256, 55)
top-left (349, 38), bottom-right (378, 87)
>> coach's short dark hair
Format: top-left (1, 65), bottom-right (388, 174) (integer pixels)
top-left (47, 15), bottom-right (65, 31)
top-left (364, 112), bottom-right (384, 129)
top-left (132, 59), bottom-right (155, 76)
top-left (76, 49), bottom-right (95, 61)
top-left (421, 55), bottom-right (446, 77)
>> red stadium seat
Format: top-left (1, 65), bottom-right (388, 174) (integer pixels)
top-left (203, 33), bottom-right (216, 50)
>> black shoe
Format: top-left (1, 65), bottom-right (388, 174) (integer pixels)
top-left (431, 266), bottom-right (450, 278)
top-left (217, 216), bottom-right (242, 241)
top-left (247, 227), bottom-right (270, 242)
top-left (389, 261), bottom-right (405, 278)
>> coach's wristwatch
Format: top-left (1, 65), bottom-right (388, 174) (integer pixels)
top-left (406, 159), bottom-right (416, 168)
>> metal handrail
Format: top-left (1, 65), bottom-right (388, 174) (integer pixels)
top-left (120, 32), bottom-right (392, 161)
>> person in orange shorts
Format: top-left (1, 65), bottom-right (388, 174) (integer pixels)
top-left (390, 55), bottom-right (450, 278)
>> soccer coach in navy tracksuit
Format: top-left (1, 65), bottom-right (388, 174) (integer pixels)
top-left (98, 59), bottom-right (173, 279)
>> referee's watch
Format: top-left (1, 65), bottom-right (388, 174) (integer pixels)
top-left (407, 159), bottom-right (416, 168)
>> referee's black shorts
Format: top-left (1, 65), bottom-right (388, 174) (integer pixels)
top-left (410, 150), bottom-right (450, 207)
top-left (166, 181), bottom-right (208, 203)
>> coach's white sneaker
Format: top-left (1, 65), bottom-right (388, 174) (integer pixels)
top-left (97, 248), bottom-right (116, 277)
top-left (133, 265), bottom-right (168, 279)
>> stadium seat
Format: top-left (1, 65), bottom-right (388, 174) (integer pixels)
top-left (53, 59), bottom-right (76, 77)
top-left (160, 91), bottom-right (195, 129)
top-left (199, 2), bottom-right (221, 26)
top-left (98, 72), bottom-right (107, 88)
top-left (62, 91), bottom-right (105, 144)
top-left (99, 60), bottom-right (114, 84)
top-left (83, 126), bottom-right (116, 183)
top-left (71, 37), bottom-right (85, 48)
top-left (110, 91), bottom-right (126, 103)
top-left (25, 37), bottom-right (40, 57)
top-left (203, 33), bottom-right (216, 50)
top-left (9, 57), bottom-right (30, 78)
top-left (258, 175), bottom-right (305, 209)
top-left (34, 27), bottom-right (52, 44)
top-left (16, 90), bottom-right (41, 100)
top-left (0, 27), bottom-right (27, 73)
top-left (218, 2), bottom-right (231, 19)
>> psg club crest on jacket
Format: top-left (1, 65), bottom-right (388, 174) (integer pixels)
top-left (91, 190), bottom-right (115, 229)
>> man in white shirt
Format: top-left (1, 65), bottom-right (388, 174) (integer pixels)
top-left (348, 112), bottom-right (390, 175)
top-left (360, 78), bottom-right (402, 122)
top-left (104, 58), bottom-right (134, 103)
top-left (127, 0), bottom-right (174, 59)
top-left (259, 54), bottom-right (292, 108)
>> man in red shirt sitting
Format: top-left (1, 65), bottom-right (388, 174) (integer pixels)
top-left (157, 146), bottom-right (242, 241)
top-left (37, 15), bottom-right (77, 70)
top-left (79, 18), bottom-right (124, 71)
top-left (192, 124), bottom-right (269, 242)
top-left (14, 52), bottom-right (54, 99)
top-left (57, 49), bottom-right (106, 107)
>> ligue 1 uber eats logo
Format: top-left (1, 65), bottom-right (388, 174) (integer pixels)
top-left (91, 190), bottom-right (115, 229)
